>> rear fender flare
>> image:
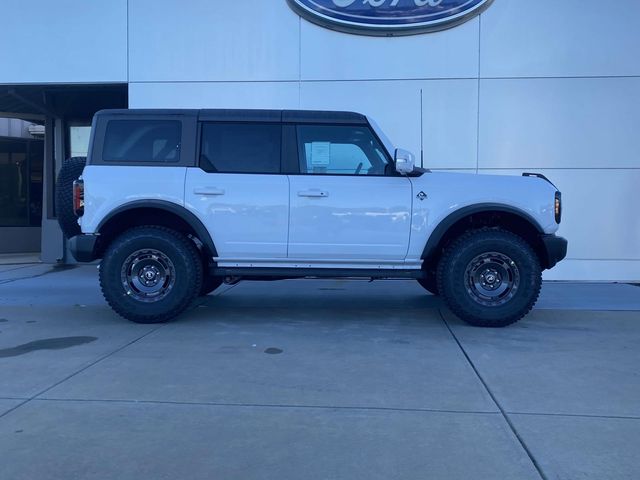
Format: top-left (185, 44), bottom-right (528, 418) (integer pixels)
top-left (97, 200), bottom-right (218, 257)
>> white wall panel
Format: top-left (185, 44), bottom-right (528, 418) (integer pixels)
top-left (479, 77), bottom-right (640, 169)
top-left (128, 0), bottom-right (300, 82)
top-left (480, 0), bottom-right (640, 78)
top-left (479, 169), bottom-right (640, 269)
top-left (0, 0), bottom-right (127, 83)
top-left (544, 260), bottom-right (640, 282)
top-left (300, 16), bottom-right (479, 81)
top-left (300, 81), bottom-right (421, 162)
top-left (300, 79), bottom-right (478, 170)
top-left (129, 82), bottom-right (300, 110)
top-left (543, 169), bottom-right (640, 263)
top-left (422, 80), bottom-right (478, 170)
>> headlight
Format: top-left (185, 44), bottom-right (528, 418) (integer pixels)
top-left (554, 191), bottom-right (562, 223)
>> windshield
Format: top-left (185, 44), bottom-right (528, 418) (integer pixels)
top-left (366, 116), bottom-right (395, 158)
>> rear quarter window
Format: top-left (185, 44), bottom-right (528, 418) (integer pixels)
top-left (103, 120), bottom-right (181, 163)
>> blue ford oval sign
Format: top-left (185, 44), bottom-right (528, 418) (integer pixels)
top-left (287, 0), bottom-right (493, 36)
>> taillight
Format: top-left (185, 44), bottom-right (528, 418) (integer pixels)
top-left (554, 191), bottom-right (562, 223)
top-left (73, 179), bottom-right (84, 216)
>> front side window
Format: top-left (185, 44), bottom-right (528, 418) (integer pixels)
top-left (103, 120), bottom-right (181, 163)
top-left (200, 123), bottom-right (281, 174)
top-left (297, 125), bottom-right (391, 176)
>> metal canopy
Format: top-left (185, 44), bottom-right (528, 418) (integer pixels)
top-left (0, 84), bottom-right (127, 121)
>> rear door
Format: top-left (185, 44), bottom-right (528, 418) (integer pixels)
top-left (287, 123), bottom-right (412, 263)
top-left (184, 119), bottom-right (289, 262)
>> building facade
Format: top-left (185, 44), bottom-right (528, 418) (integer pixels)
top-left (0, 0), bottom-right (638, 281)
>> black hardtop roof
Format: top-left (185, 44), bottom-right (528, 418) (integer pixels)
top-left (94, 109), bottom-right (368, 125)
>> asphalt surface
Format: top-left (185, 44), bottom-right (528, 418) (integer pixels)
top-left (0, 264), bottom-right (639, 480)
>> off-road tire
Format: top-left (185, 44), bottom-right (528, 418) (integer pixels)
top-left (417, 275), bottom-right (439, 295)
top-left (200, 274), bottom-right (224, 296)
top-left (55, 156), bottom-right (86, 238)
top-left (99, 226), bottom-right (203, 323)
top-left (437, 228), bottom-right (541, 327)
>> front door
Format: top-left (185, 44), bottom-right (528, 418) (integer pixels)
top-left (288, 124), bottom-right (412, 264)
top-left (185, 121), bottom-right (288, 263)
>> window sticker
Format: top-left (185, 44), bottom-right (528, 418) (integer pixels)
top-left (310, 142), bottom-right (331, 166)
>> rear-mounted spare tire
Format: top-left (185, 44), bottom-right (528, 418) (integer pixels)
top-left (55, 156), bottom-right (86, 239)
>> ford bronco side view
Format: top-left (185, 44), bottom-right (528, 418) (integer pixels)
top-left (56, 109), bottom-right (567, 327)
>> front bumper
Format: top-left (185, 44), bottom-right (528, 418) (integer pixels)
top-left (540, 234), bottom-right (568, 269)
top-left (68, 234), bottom-right (99, 262)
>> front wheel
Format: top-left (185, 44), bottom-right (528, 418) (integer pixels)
top-left (99, 226), bottom-right (203, 323)
top-left (437, 229), bottom-right (541, 327)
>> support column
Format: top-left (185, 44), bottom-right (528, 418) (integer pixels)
top-left (40, 116), bottom-right (65, 263)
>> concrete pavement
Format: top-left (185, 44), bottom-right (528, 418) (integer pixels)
top-left (0, 264), bottom-right (639, 479)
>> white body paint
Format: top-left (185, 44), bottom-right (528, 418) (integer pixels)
top-left (82, 129), bottom-right (558, 270)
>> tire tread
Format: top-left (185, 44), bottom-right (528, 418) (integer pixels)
top-left (99, 226), bottom-right (203, 323)
top-left (436, 227), bottom-right (541, 327)
top-left (55, 156), bottom-right (86, 239)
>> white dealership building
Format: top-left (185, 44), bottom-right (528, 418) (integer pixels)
top-left (0, 0), bottom-right (638, 281)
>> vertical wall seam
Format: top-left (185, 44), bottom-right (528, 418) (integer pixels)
top-left (298, 16), bottom-right (302, 108)
top-left (476, 14), bottom-right (481, 174)
top-left (126, 0), bottom-right (130, 84)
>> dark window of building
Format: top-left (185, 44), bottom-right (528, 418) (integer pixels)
top-left (296, 125), bottom-right (390, 176)
top-left (103, 120), bottom-right (181, 163)
top-left (0, 139), bottom-right (43, 227)
top-left (28, 141), bottom-right (43, 226)
top-left (200, 123), bottom-right (281, 174)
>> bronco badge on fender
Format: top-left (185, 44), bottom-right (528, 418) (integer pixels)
top-left (287, 0), bottom-right (493, 36)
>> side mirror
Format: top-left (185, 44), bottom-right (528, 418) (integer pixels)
top-left (394, 148), bottom-right (415, 174)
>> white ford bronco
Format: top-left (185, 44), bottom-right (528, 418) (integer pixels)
top-left (56, 109), bottom-right (567, 327)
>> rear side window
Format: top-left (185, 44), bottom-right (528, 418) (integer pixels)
top-left (103, 120), bottom-right (181, 163)
top-left (200, 123), bottom-right (281, 174)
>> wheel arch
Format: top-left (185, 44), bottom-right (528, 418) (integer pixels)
top-left (95, 200), bottom-right (218, 259)
top-left (421, 203), bottom-right (547, 269)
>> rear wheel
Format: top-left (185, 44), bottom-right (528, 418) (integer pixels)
top-left (99, 226), bottom-right (202, 323)
top-left (437, 228), bottom-right (541, 327)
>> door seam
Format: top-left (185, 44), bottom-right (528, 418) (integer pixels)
top-left (286, 174), bottom-right (291, 258)
top-left (405, 177), bottom-right (415, 261)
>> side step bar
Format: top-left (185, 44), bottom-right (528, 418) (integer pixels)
top-left (210, 267), bottom-right (425, 280)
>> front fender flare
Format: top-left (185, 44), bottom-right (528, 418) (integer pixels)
top-left (421, 203), bottom-right (545, 260)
